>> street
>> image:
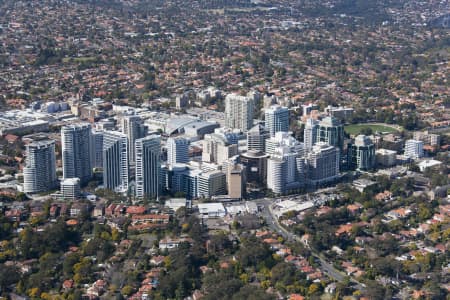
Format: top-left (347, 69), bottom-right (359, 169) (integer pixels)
top-left (255, 198), bottom-right (366, 291)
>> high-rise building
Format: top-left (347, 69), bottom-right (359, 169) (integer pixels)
top-left (135, 135), bottom-right (161, 199)
top-left (265, 131), bottom-right (305, 156)
top-left (404, 139), bottom-right (424, 159)
top-left (23, 140), bottom-right (57, 193)
top-left (91, 130), bottom-right (104, 169)
top-left (376, 149), bottom-right (397, 167)
top-left (167, 137), bottom-right (189, 166)
top-left (247, 124), bottom-right (269, 152)
top-left (304, 118), bottom-right (319, 151)
top-left (225, 93), bottom-right (254, 132)
top-left (60, 178), bottom-right (81, 200)
top-left (267, 153), bottom-right (286, 195)
top-left (197, 171), bottom-right (226, 199)
top-left (316, 116), bottom-right (344, 150)
top-left (305, 142), bottom-right (340, 186)
top-left (227, 163), bottom-right (246, 199)
top-left (266, 146), bottom-right (303, 194)
top-left (240, 150), bottom-right (268, 187)
top-left (265, 105), bottom-right (289, 137)
top-left (121, 115), bottom-right (146, 164)
top-left (413, 131), bottom-right (440, 147)
top-left (202, 133), bottom-right (238, 165)
top-left (348, 135), bottom-right (376, 171)
top-left (302, 103), bottom-right (319, 116)
top-left (103, 131), bottom-right (129, 193)
top-left (61, 123), bottom-right (93, 184)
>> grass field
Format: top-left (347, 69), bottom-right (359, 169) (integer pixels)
top-left (344, 123), bottom-right (400, 135)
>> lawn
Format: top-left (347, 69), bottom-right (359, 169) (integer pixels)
top-left (344, 123), bottom-right (400, 135)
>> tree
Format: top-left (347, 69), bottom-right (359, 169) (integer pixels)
top-left (64, 252), bottom-right (81, 277)
top-left (73, 258), bottom-right (93, 284)
top-left (308, 283), bottom-right (320, 295)
top-left (121, 285), bottom-right (134, 297)
top-left (365, 281), bottom-right (387, 300)
top-left (270, 262), bottom-right (296, 287)
top-left (231, 285), bottom-right (275, 300)
top-left (0, 264), bottom-right (20, 293)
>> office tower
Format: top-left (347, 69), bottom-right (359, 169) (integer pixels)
top-left (183, 169), bottom-right (202, 200)
top-left (167, 137), bottom-right (189, 166)
top-left (60, 178), bottom-right (81, 200)
top-left (227, 163), bottom-right (246, 199)
top-left (376, 149), bottom-right (397, 167)
top-left (265, 105), bottom-right (289, 137)
top-left (247, 124), bottom-right (269, 152)
top-left (121, 115), bottom-right (146, 164)
top-left (202, 133), bottom-right (238, 165)
top-left (265, 131), bottom-right (305, 156)
top-left (348, 135), bottom-right (376, 171)
top-left (197, 171), bottom-right (226, 199)
top-left (305, 142), bottom-right (340, 186)
top-left (240, 150), bottom-right (268, 187)
top-left (168, 164), bottom-right (188, 194)
top-left (135, 135), bottom-right (161, 199)
top-left (316, 116), bottom-right (344, 150)
top-left (23, 140), bottom-right (57, 193)
top-left (103, 131), bottom-right (129, 193)
top-left (224, 93), bottom-right (254, 131)
top-left (61, 123), bottom-right (92, 184)
top-left (222, 155), bottom-right (239, 180)
top-left (91, 130), bottom-right (104, 169)
top-left (304, 118), bottom-right (319, 151)
top-left (404, 139), bottom-right (424, 159)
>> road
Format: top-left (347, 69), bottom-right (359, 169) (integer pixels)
top-left (255, 198), bottom-right (366, 291)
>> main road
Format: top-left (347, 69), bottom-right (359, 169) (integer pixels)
top-left (255, 198), bottom-right (366, 291)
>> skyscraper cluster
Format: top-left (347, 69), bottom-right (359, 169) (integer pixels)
top-left (21, 93), bottom-right (377, 199)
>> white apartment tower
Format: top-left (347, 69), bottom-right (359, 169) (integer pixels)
top-left (304, 118), bottom-right (319, 151)
top-left (23, 140), bottom-right (57, 194)
top-left (265, 131), bottom-right (305, 156)
top-left (61, 123), bottom-right (93, 184)
top-left (167, 137), bottom-right (189, 166)
top-left (103, 131), bottom-right (129, 193)
top-left (404, 139), bottom-right (424, 159)
top-left (267, 146), bottom-right (302, 194)
top-left (267, 153), bottom-right (286, 195)
top-left (265, 105), bottom-right (289, 137)
top-left (225, 94), bottom-right (254, 132)
top-left (60, 178), bottom-right (81, 200)
top-left (135, 135), bottom-right (161, 199)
